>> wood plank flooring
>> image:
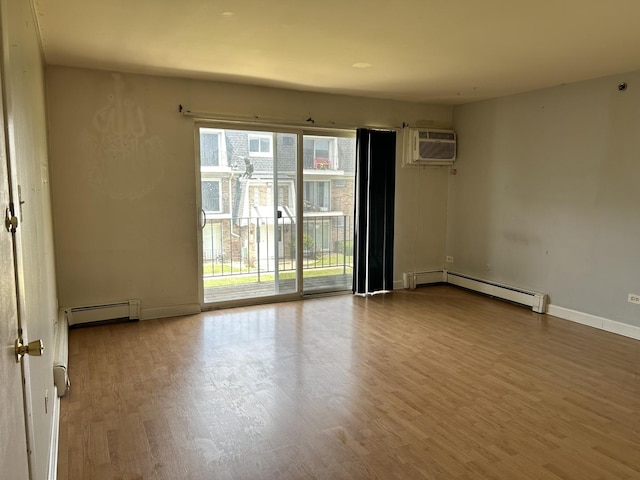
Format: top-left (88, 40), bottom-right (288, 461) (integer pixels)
top-left (57, 286), bottom-right (640, 480)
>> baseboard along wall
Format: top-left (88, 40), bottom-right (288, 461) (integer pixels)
top-left (398, 269), bottom-right (640, 342)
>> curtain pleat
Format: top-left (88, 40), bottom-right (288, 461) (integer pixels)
top-left (353, 129), bottom-right (396, 295)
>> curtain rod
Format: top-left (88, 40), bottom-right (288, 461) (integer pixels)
top-left (178, 105), bottom-right (406, 131)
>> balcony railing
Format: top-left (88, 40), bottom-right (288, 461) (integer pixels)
top-left (202, 214), bottom-right (353, 280)
top-left (303, 155), bottom-right (338, 170)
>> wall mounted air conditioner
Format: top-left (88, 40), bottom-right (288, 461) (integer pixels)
top-left (407, 128), bottom-right (456, 166)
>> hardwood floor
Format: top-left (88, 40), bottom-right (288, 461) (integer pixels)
top-left (57, 286), bottom-right (640, 480)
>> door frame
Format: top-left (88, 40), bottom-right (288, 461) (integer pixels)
top-left (194, 121), bottom-right (356, 309)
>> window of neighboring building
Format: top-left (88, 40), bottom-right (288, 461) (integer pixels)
top-left (303, 136), bottom-right (336, 169)
top-left (202, 180), bottom-right (221, 213)
top-left (248, 134), bottom-right (272, 157)
top-left (303, 181), bottom-right (330, 211)
top-left (200, 130), bottom-right (222, 167)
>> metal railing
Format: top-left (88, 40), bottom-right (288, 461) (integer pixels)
top-left (202, 214), bottom-right (353, 279)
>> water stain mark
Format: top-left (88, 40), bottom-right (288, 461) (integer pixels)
top-left (80, 74), bottom-right (165, 200)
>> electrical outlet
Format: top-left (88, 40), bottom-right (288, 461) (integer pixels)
top-left (628, 294), bottom-right (640, 305)
top-left (446, 256), bottom-right (454, 263)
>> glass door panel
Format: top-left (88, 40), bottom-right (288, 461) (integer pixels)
top-left (302, 133), bottom-right (356, 294)
top-left (199, 127), bottom-right (298, 304)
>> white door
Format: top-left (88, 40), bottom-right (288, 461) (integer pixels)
top-left (0, 92), bottom-right (29, 478)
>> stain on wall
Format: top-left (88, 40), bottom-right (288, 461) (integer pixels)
top-left (81, 74), bottom-right (165, 199)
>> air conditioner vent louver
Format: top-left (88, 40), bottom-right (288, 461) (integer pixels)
top-left (405, 128), bottom-right (456, 166)
top-left (425, 131), bottom-right (455, 141)
top-left (419, 141), bottom-right (455, 160)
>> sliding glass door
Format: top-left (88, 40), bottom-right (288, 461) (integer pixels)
top-left (197, 124), bottom-right (355, 306)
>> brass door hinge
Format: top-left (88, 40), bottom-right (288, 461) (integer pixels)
top-left (4, 206), bottom-right (18, 233)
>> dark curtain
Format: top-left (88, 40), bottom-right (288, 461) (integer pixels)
top-left (353, 129), bottom-right (396, 295)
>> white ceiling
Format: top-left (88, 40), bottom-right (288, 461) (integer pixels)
top-left (34, 0), bottom-right (640, 104)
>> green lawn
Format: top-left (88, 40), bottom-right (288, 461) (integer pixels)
top-left (203, 253), bottom-right (352, 276)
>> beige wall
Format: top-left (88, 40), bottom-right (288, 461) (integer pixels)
top-left (394, 160), bottom-right (450, 287)
top-left (3, 0), bottom-right (58, 477)
top-left (450, 71), bottom-right (640, 328)
top-left (46, 66), bottom-right (452, 316)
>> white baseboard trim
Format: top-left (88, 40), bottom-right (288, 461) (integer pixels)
top-left (415, 271), bottom-right (446, 286)
top-left (140, 303), bottom-right (201, 320)
top-left (47, 386), bottom-right (60, 480)
top-left (547, 304), bottom-right (640, 341)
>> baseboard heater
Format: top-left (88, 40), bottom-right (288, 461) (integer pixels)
top-left (53, 314), bottom-right (69, 397)
top-left (445, 271), bottom-right (547, 313)
top-left (66, 300), bottom-right (140, 327)
top-left (403, 270), bottom-right (547, 313)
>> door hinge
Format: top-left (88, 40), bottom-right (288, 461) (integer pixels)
top-left (5, 205), bottom-right (18, 233)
